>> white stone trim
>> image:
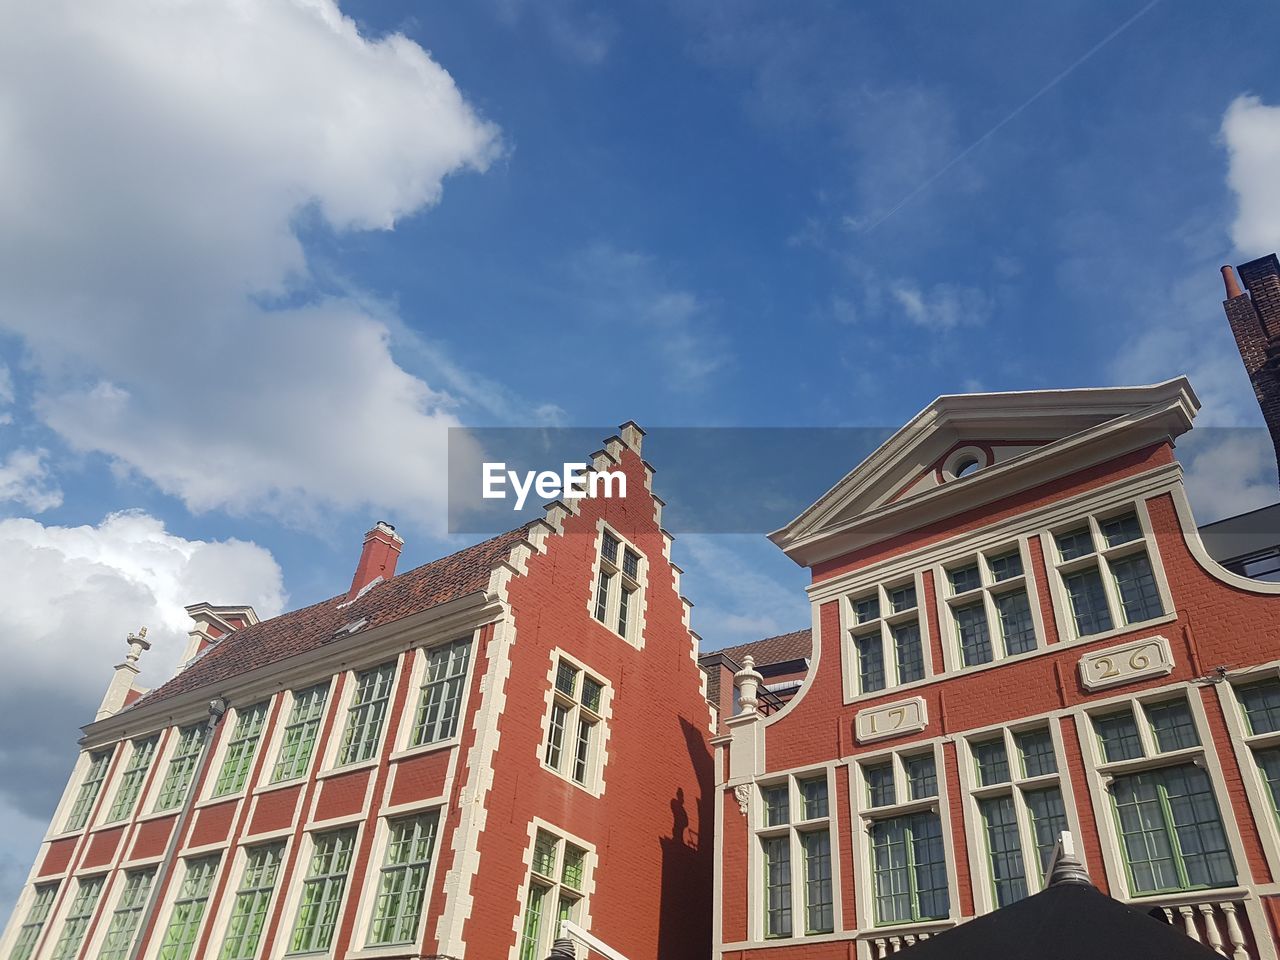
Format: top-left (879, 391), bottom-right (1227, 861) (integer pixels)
top-left (505, 817), bottom-right (598, 960)
top-left (266, 820), bottom-right (366, 960)
top-left (535, 648), bottom-right (614, 798)
top-left (345, 803), bottom-right (447, 956)
top-left (584, 520), bottom-right (649, 650)
top-left (742, 762), bottom-right (843, 944)
top-left (1216, 668), bottom-right (1280, 881)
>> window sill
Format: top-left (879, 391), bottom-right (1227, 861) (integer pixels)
top-left (540, 762), bottom-right (602, 798)
top-left (194, 792), bottom-right (245, 810)
top-left (134, 808), bottom-right (183, 824)
top-left (389, 738), bottom-right (460, 763)
top-left (316, 758), bottom-right (380, 780)
top-left (1067, 612), bottom-right (1178, 648)
top-left (254, 776), bottom-right (308, 796)
top-left (346, 945), bottom-right (423, 960)
top-left (1097, 747), bottom-right (1204, 780)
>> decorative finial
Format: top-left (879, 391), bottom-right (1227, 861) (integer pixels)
top-left (125, 626), bottom-right (151, 663)
top-left (734, 655), bottom-right (764, 714)
top-left (1223, 264), bottom-right (1244, 300)
top-left (1047, 831), bottom-right (1092, 887)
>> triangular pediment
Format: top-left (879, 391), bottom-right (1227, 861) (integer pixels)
top-left (770, 379), bottom-right (1199, 566)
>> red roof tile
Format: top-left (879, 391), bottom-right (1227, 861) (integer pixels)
top-left (708, 628), bottom-right (812, 670)
top-left (131, 524), bottom-right (534, 709)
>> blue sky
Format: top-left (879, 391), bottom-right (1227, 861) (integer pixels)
top-left (3, 0), bottom-right (1280, 918)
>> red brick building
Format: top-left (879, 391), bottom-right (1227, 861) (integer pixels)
top-left (712, 373), bottom-right (1280, 960)
top-left (0, 424), bottom-right (714, 960)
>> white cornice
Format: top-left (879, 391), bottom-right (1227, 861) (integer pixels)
top-left (79, 590), bottom-right (501, 747)
top-left (771, 378), bottom-right (1199, 568)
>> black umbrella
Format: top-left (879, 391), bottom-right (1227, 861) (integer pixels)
top-left (893, 850), bottom-right (1222, 960)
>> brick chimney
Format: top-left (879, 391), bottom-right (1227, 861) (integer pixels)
top-left (1223, 253), bottom-right (1280, 485)
top-left (348, 521), bottom-right (403, 601)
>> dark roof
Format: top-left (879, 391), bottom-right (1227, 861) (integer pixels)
top-left (709, 628), bottom-right (811, 670)
top-left (895, 883), bottom-right (1219, 960)
top-left (700, 628), bottom-right (811, 709)
top-left (132, 524), bottom-right (534, 710)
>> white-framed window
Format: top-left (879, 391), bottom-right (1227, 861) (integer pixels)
top-left (336, 660), bottom-right (398, 766)
top-left (408, 637), bottom-right (472, 748)
top-left (753, 770), bottom-right (835, 939)
top-left (365, 810), bottom-right (441, 947)
top-left (847, 574), bottom-right (929, 696)
top-left (285, 827), bottom-right (358, 954)
top-left (591, 526), bottom-right (645, 644)
top-left (938, 540), bottom-right (1041, 670)
top-left (155, 725), bottom-right (206, 813)
top-left (1086, 693), bottom-right (1236, 896)
top-left (516, 828), bottom-right (591, 960)
top-left (1229, 675), bottom-right (1280, 823)
top-left (210, 701), bottom-right (270, 798)
top-left (155, 854), bottom-right (221, 960)
top-left (106, 736), bottom-right (159, 822)
top-left (98, 869), bottom-right (156, 960)
top-left (216, 842), bottom-right (285, 960)
top-left (64, 748), bottom-right (114, 832)
top-left (855, 747), bottom-right (951, 928)
top-left (961, 724), bottom-right (1072, 910)
top-left (8, 883), bottom-right (59, 960)
top-left (1045, 504), bottom-right (1171, 641)
top-left (48, 875), bottom-right (105, 960)
top-left (541, 656), bottom-right (609, 792)
top-left (270, 682), bottom-right (331, 783)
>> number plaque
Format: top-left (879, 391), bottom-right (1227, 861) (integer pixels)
top-left (1078, 635), bottom-right (1173, 691)
top-left (855, 696), bottom-right (928, 744)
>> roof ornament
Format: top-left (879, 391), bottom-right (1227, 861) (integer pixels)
top-left (125, 626), bottom-right (150, 664)
top-left (734, 655), bottom-right (764, 715)
top-left (1047, 831), bottom-right (1093, 887)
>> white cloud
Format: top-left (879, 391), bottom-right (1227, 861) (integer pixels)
top-left (890, 281), bottom-right (990, 331)
top-left (0, 363), bottom-right (12, 406)
top-left (568, 244), bottom-right (728, 390)
top-left (1224, 95), bottom-right (1280, 254)
top-left (489, 0), bottom-right (617, 64)
top-left (1179, 429), bottom-right (1278, 524)
top-left (0, 511), bottom-right (285, 914)
top-left (0, 448), bottom-right (62, 512)
top-left (0, 0), bottom-right (504, 529)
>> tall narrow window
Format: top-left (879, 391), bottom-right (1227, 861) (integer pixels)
top-left (338, 662), bottom-right (397, 765)
top-left (1050, 509), bottom-right (1167, 639)
top-left (157, 856), bottom-right (220, 960)
top-left (942, 544), bottom-right (1039, 669)
top-left (966, 724), bottom-right (1068, 909)
top-left (288, 829), bottom-right (356, 954)
top-left (64, 749), bottom-right (112, 832)
top-left (847, 579), bottom-right (926, 695)
top-left (368, 812), bottom-right (440, 946)
top-left (592, 528), bottom-right (644, 642)
top-left (99, 870), bottom-right (155, 960)
top-left (518, 829), bottom-right (590, 960)
top-left (271, 683), bottom-right (329, 783)
top-left (49, 877), bottom-right (104, 960)
top-left (218, 844), bottom-right (284, 960)
top-left (212, 702), bottom-right (269, 797)
top-left (155, 725), bottom-right (205, 812)
top-left (1091, 697), bottom-right (1235, 895)
top-left (9, 884), bottom-right (58, 960)
top-left (1234, 677), bottom-right (1280, 820)
top-left (107, 736), bottom-right (158, 822)
top-left (869, 813), bottom-right (948, 925)
top-left (754, 773), bottom-right (834, 938)
top-left (543, 659), bottom-right (607, 790)
top-left (858, 751), bottom-right (950, 926)
top-left (410, 638), bottom-right (472, 746)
